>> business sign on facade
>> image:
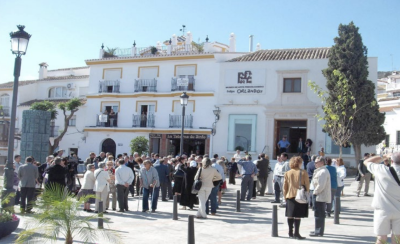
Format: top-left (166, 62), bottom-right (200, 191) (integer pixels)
top-left (166, 134), bottom-right (207, 140)
top-left (149, 133), bottom-right (162, 138)
top-left (225, 69), bottom-right (265, 94)
top-left (177, 78), bottom-right (189, 86)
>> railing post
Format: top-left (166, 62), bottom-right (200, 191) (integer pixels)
top-left (334, 197), bottom-right (340, 224)
top-left (98, 201), bottom-right (104, 229)
top-left (173, 195), bottom-right (178, 220)
top-left (272, 205), bottom-right (278, 237)
top-left (236, 190), bottom-right (240, 212)
top-left (188, 215), bottom-right (195, 244)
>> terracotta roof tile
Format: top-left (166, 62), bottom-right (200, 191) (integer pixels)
top-left (227, 47), bottom-right (330, 62)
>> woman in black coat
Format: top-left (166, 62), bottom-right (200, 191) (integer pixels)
top-left (46, 157), bottom-right (67, 189)
top-left (180, 161), bottom-right (199, 210)
top-left (173, 158), bottom-right (187, 203)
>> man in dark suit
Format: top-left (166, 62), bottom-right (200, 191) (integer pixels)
top-left (154, 157), bottom-right (169, 201)
top-left (256, 153), bottom-right (269, 196)
top-left (18, 156), bottom-right (39, 213)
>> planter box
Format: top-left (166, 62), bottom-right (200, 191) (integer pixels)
top-left (0, 219), bottom-right (20, 239)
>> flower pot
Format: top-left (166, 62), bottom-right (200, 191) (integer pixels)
top-left (0, 219), bottom-right (20, 239)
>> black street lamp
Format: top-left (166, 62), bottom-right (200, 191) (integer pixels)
top-left (1, 25), bottom-right (31, 208)
top-left (179, 92), bottom-right (189, 155)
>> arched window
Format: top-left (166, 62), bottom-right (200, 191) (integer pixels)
top-left (48, 87), bottom-right (67, 98)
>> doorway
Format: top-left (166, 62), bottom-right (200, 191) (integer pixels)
top-left (102, 138), bottom-right (116, 157)
top-left (274, 120), bottom-right (307, 158)
top-left (168, 139), bottom-right (205, 156)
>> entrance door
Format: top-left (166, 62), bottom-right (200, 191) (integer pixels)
top-left (274, 120), bottom-right (307, 158)
top-left (102, 138), bottom-right (116, 157)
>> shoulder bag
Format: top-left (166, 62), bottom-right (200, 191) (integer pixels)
top-left (295, 170), bottom-right (309, 204)
top-left (191, 168), bottom-right (203, 194)
top-left (173, 165), bottom-right (185, 178)
top-left (389, 167), bottom-right (400, 186)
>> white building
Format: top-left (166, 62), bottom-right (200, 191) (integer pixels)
top-left (377, 71), bottom-right (400, 153)
top-left (0, 63), bottom-right (89, 162)
top-left (213, 48), bottom-right (377, 167)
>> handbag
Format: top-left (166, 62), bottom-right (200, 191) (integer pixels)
top-left (191, 168), bottom-right (202, 194)
top-left (295, 170), bottom-right (309, 204)
top-left (213, 179), bottom-right (223, 187)
top-left (173, 167), bottom-right (185, 178)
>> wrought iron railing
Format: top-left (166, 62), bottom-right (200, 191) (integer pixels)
top-left (99, 80), bottom-right (120, 93)
top-left (171, 77), bottom-right (195, 91)
top-left (134, 79), bottom-right (157, 92)
top-left (169, 114), bottom-right (193, 128)
top-left (50, 125), bottom-right (59, 137)
top-left (132, 114), bottom-right (155, 128)
top-left (113, 44), bottom-right (203, 57)
top-left (96, 114), bottom-right (118, 127)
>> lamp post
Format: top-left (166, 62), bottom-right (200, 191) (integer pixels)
top-left (179, 92), bottom-right (189, 155)
top-left (236, 135), bottom-right (250, 152)
top-left (1, 25), bottom-right (31, 208)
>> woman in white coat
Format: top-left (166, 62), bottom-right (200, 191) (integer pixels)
top-left (194, 157), bottom-right (222, 219)
top-left (332, 158), bottom-right (346, 213)
top-left (93, 162), bottom-right (111, 213)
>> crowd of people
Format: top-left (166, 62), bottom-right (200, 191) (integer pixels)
top-left (9, 144), bottom-right (400, 243)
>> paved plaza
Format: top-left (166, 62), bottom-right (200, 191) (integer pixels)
top-left (1, 177), bottom-right (377, 244)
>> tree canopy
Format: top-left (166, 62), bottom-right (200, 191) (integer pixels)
top-left (130, 136), bottom-right (149, 156)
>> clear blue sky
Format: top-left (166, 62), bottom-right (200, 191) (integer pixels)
top-left (0, 0), bottom-right (399, 83)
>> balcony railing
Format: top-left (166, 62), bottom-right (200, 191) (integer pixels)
top-left (0, 106), bottom-right (10, 117)
top-left (387, 83), bottom-right (400, 91)
top-left (50, 125), bottom-right (59, 137)
top-left (99, 80), bottom-right (120, 93)
top-left (112, 44), bottom-right (204, 58)
top-left (96, 114), bottom-right (118, 127)
top-left (171, 77), bottom-right (195, 91)
top-left (134, 79), bottom-right (157, 92)
top-left (132, 114), bottom-right (155, 128)
top-left (169, 114), bottom-right (193, 128)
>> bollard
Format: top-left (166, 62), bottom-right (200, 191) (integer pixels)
top-left (334, 197), bottom-right (340, 224)
top-left (173, 195), bottom-right (178, 220)
top-left (98, 201), bottom-right (104, 229)
top-left (272, 205), bottom-right (278, 237)
top-left (236, 190), bottom-right (240, 212)
top-left (188, 215), bottom-right (195, 244)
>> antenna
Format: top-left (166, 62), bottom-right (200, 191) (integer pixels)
top-left (179, 25), bottom-right (186, 36)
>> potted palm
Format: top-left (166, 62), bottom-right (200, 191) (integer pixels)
top-left (0, 192), bottom-right (19, 239)
top-left (150, 46), bottom-right (158, 55)
top-left (16, 184), bottom-right (121, 244)
top-left (103, 47), bottom-right (118, 58)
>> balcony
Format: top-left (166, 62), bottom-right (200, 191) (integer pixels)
top-left (132, 114), bottom-right (155, 128)
top-left (134, 79), bottom-right (157, 92)
top-left (96, 114), bottom-right (118, 127)
top-left (169, 114), bottom-right (193, 128)
top-left (99, 80), bottom-right (120, 93)
top-left (171, 77), bottom-right (195, 91)
top-left (0, 106), bottom-right (10, 117)
top-left (50, 125), bottom-right (59, 137)
top-left (387, 83), bottom-right (400, 91)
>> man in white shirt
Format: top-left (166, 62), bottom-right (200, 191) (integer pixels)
top-left (364, 153), bottom-right (400, 244)
top-left (272, 155), bottom-right (285, 203)
top-left (13, 155), bottom-right (22, 172)
top-left (115, 159), bottom-right (135, 212)
top-left (234, 150), bottom-right (243, 175)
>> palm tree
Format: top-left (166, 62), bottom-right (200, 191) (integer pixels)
top-left (103, 47), bottom-right (118, 58)
top-left (16, 184), bottom-right (121, 244)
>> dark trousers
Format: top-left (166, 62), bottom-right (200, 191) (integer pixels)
top-left (274, 181), bottom-right (281, 202)
top-left (241, 175), bottom-right (254, 201)
top-left (279, 148), bottom-right (287, 153)
top-left (159, 182), bottom-right (167, 200)
top-left (143, 187), bottom-right (160, 211)
top-left (14, 190), bottom-right (21, 205)
top-left (229, 170), bottom-right (236, 184)
top-left (252, 180), bottom-right (257, 198)
top-left (309, 190), bottom-right (314, 208)
top-left (313, 200), bottom-right (326, 236)
top-left (258, 176), bottom-right (268, 196)
top-left (116, 185), bottom-right (129, 211)
top-left (129, 178), bottom-right (135, 196)
top-left (326, 189), bottom-right (337, 214)
top-left (20, 187), bottom-right (35, 211)
top-left (167, 178), bottom-right (173, 199)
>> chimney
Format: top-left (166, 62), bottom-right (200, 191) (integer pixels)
top-left (172, 34), bottom-right (178, 45)
top-left (249, 35), bottom-right (254, 52)
top-left (39, 62), bottom-right (48, 79)
top-left (256, 43), bottom-right (261, 51)
top-left (186, 31), bottom-right (193, 45)
top-left (229, 33), bottom-right (236, 52)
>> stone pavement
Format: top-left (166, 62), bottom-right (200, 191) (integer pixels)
top-left (0, 177), bottom-right (378, 244)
